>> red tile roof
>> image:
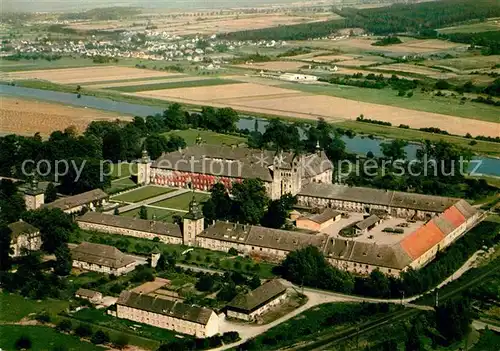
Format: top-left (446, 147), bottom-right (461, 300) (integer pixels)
top-left (441, 206), bottom-right (466, 228)
top-left (400, 220), bottom-right (445, 260)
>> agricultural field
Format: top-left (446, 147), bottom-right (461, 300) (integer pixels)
top-left (438, 18), bottom-right (500, 34)
top-left (3, 66), bottom-right (180, 85)
top-left (107, 78), bottom-right (239, 92)
top-left (111, 186), bottom-right (175, 203)
top-left (0, 292), bottom-right (69, 323)
top-left (334, 58), bottom-right (385, 67)
top-left (151, 192), bottom-right (210, 211)
top-left (132, 81), bottom-right (499, 137)
top-left (303, 54), bottom-right (360, 63)
top-left (233, 60), bottom-right (307, 72)
top-left (421, 55), bottom-right (500, 71)
top-left (163, 129), bottom-right (246, 146)
top-left (371, 63), bottom-right (458, 79)
top-left (0, 96), bottom-right (130, 136)
top-left (0, 325), bottom-right (105, 351)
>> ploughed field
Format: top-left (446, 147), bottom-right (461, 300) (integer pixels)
top-left (0, 97), bottom-right (130, 136)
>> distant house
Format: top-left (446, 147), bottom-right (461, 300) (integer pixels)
top-left (279, 73), bottom-right (318, 82)
top-left (296, 208), bottom-right (341, 232)
top-left (116, 291), bottom-right (219, 337)
top-left (8, 220), bottom-right (42, 257)
top-left (226, 280), bottom-right (287, 321)
top-left (75, 288), bottom-right (103, 304)
top-left (45, 189), bottom-right (109, 214)
top-left (71, 242), bottom-right (138, 276)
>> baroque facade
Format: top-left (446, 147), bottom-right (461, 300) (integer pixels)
top-left (137, 145), bottom-right (333, 200)
top-left (8, 220), bottom-right (42, 257)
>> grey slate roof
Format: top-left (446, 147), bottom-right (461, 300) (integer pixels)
top-left (117, 291), bottom-right (214, 325)
top-left (299, 183), bottom-right (458, 212)
top-left (71, 242), bottom-right (136, 269)
top-left (324, 238), bottom-right (413, 270)
top-left (45, 189), bottom-right (108, 211)
top-left (151, 145), bottom-right (331, 182)
top-left (75, 288), bottom-right (101, 298)
top-left (198, 221), bottom-right (328, 252)
top-left (355, 215), bottom-right (380, 231)
top-left (227, 279), bottom-right (287, 313)
top-left (8, 221), bottom-right (39, 240)
top-left (305, 208), bottom-right (341, 224)
top-left (454, 199), bottom-right (477, 219)
top-left (77, 212), bottom-right (182, 238)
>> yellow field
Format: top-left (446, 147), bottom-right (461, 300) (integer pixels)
top-left (372, 63), bottom-right (457, 79)
top-left (132, 83), bottom-right (499, 137)
top-left (233, 61), bottom-right (307, 72)
top-left (3, 66), bottom-right (180, 85)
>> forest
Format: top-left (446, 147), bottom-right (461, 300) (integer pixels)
top-left (222, 0), bottom-right (500, 40)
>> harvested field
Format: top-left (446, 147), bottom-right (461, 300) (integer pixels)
top-left (0, 97), bottom-right (130, 136)
top-left (336, 59), bottom-right (383, 67)
top-left (107, 78), bottom-right (239, 93)
top-left (3, 66), bottom-right (180, 85)
top-left (233, 61), bottom-right (307, 72)
top-left (326, 67), bottom-right (401, 78)
top-left (135, 83), bottom-right (300, 102)
top-left (372, 63), bottom-right (457, 78)
top-left (131, 84), bottom-right (499, 137)
top-left (305, 54), bottom-right (360, 63)
top-left (85, 76), bottom-right (209, 89)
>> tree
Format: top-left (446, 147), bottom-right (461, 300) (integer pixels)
top-left (59, 158), bottom-right (110, 195)
top-left (163, 103), bottom-right (186, 130)
top-left (203, 183), bottom-right (232, 222)
top-left (54, 244), bottom-right (72, 276)
top-left (380, 139), bottom-right (408, 161)
top-left (56, 319), bottom-right (72, 332)
top-left (436, 297), bottom-right (472, 344)
top-left (196, 274), bottom-right (215, 292)
top-left (91, 330), bottom-right (110, 345)
top-left (217, 282), bottom-right (238, 302)
top-left (232, 179), bottom-right (269, 225)
top-left (144, 134), bottom-right (170, 159)
top-left (405, 320), bottom-right (423, 351)
top-left (114, 207), bottom-right (120, 215)
top-left (15, 335), bottom-right (32, 350)
top-left (228, 247), bottom-right (238, 256)
top-left (0, 179), bottom-right (26, 223)
top-left (75, 324), bottom-right (92, 337)
top-left (366, 269), bottom-right (390, 297)
top-left (44, 182), bottom-right (58, 203)
top-left (263, 118), bottom-right (301, 152)
top-left (22, 208), bottom-right (75, 254)
top-left (248, 275), bottom-right (261, 290)
top-left (139, 206), bottom-right (148, 220)
top-left (0, 223), bottom-right (12, 271)
top-left (261, 194), bottom-right (297, 229)
top-left (166, 135), bottom-right (186, 151)
top-left (215, 107), bottom-right (239, 133)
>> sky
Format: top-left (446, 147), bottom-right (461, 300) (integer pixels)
top-left (1, 0), bottom-right (308, 13)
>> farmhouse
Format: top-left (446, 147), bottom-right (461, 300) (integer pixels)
top-left (45, 189), bottom-right (109, 214)
top-left (296, 208), bottom-right (341, 231)
top-left (8, 220), bottom-right (42, 257)
top-left (138, 146), bottom-right (333, 200)
top-left (116, 291), bottom-right (219, 337)
top-left (279, 73), bottom-right (318, 82)
top-left (75, 288), bottom-right (103, 304)
top-left (71, 242), bottom-right (139, 276)
top-left (226, 279), bottom-right (287, 321)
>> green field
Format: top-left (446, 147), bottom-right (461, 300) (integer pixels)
top-left (0, 292), bottom-right (70, 322)
top-left (151, 192), bottom-right (210, 211)
top-left (337, 120), bottom-right (500, 156)
top-left (438, 19), bottom-right (500, 34)
top-left (422, 55), bottom-right (500, 71)
top-left (85, 74), bottom-right (187, 86)
top-left (111, 186), bottom-right (175, 203)
top-left (279, 82), bottom-right (500, 123)
top-left (106, 178), bottom-right (137, 194)
top-left (110, 162), bottom-right (138, 179)
top-left (0, 325), bottom-right (105, 351)
top-left (163, 128), bottom-right (246, 146)
top-left (120, 206), bottom-right (185, 222)
top-left (107, 78), bottom-right (240, 92)
top-left (470, 329), bottom-right (500, 351)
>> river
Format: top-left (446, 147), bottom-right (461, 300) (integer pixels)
top-left (1, 84), bottom-right (499, 177)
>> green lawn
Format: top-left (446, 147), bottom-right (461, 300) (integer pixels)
top-left (0, 325), bottom-right (105, 351)
top-left (108, 78), bottom-right (240, 92)
top-left (106, 178), bottom-right (137, 194)
top-left (120, 206), bottom-right (185, 222)
top-left (0, 292), bottom-right (70, 322)
top-left (163, 128), bottom-right (246, 146)
top-left (110, 162), bottom-right (138, 179)
top-left (151, 192), bottom-right (210, 211)
top-left (337, 120), bottom-right (500, 157)
top-left (111, 186), bottom-right (175, 203)
top-left (278, 82), bottom-right (500, 123)
top-left (470, 329), bottom-right (500, 351)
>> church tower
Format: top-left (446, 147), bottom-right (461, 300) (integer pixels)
top-left (138, 149), bottom-right (152, 185)
top-left (182, 195), bottom-right (204, 246)
top-left (24, 178), bottom-right (45, 210)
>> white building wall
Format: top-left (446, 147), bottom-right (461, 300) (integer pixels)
top-left (72, 259), bottom-right (137, 276)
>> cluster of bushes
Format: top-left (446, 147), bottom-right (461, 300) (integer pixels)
top-left (158, 331), bottom-right (239, 351)
top-left (471, 95), bottom-right (500, 106)
top-left (372, 36), bottom-right (402, 46)
top-left (382, 227), bottom-right (404, 234)
top-left (419, 127), bottom-right (450, 135)
top-left (92, 55), bottom-right (119, 64)
top-left (276, 47), bottom-right (311, 57)
top-left (55, 319), bottom-right (129, 348)
top-left (356, 115), bottom-right (392, 126)
top-left (231, 53), bottom-right (272, 64)
top-left (4, 53), bottom-right (62, 61)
